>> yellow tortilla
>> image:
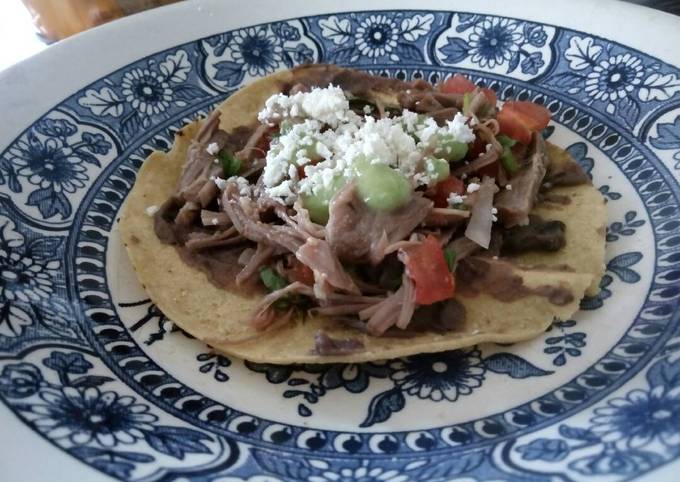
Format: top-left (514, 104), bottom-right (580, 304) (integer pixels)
top-left (119, 68), bottom-right (602, 364)
top-left (506, 183), bottom-right (606, 296)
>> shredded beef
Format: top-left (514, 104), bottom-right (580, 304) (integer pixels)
top-left (326, 183), bottom-right (432, 265)
top-left (154, 197), bottom-right (184, 245)
top-left (495, 134), bottom-right (549, 227)
top-left (184, 227), bottom-right (243, 251)
top-left (452, 148), bottom-right (499, 177)
top-left (422, 208), bottom-right (469, 228)
top-left (200, 210), bottom-right (231, 227)
top-left (289, 63), bottom-right (429, 101)
top-left (175, 201), bottom-right (201, 227)
top-left (250, 282), bottom-right (314, 330)
top-left (148, 65), bottom-right (583, 341)
top-left (397, 91), bottom-right (464, 112)
top-left (221, 182), bottom-right (305, 253)
top-left (360, 274), bottom-right (416, 335)
top-left (236, 242), bottom-right (276, 286)
top-left (296, 237), bottom-right (360, 295)
top-left (447, 236), bottom-right (482, 261)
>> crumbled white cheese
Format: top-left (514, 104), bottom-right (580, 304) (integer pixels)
top-left (302, 86), bottom-right (354, 127)
top-left (447, 193), bottom-right (467, 206)
top-left (266, 180), bottom-right (296, 204)
top-left (400, 110), bottom-right (419, 132)
top-left (206, 142), bottom-right (220, 155)
top-left (445, 113), bottom-right (476, 144)
top-left (227, 176), bottom-right (252, 197)
top-left (256, 87), bottom-right (476, 204)
top-left (263, 119), bottom-right (322, 188)
top-left (416, 117), bottom-right (440, 145)
top-left (466, 183), bottom-right (481, 193)
top-left (211, 176), bottom-right (227, 190)
top-left (258, 85), bottom-right (357, 128)
top-left (145, 205), bottom-right (159, 216)
top-left (288, 164), bottom-right (299, 181)
top-left (363, 104), bottom-right (373, 114)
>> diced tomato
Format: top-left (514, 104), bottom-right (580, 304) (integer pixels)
top-left (498, 101), bottom-right (551, 145)
top-left (431, 176), bottom-right (465, 208)
top-left (440, 74), bottom-right (497, 105)
top-left (498, 109), bottom-right (532, 144)
top-left (288, 259), bottom-right (314, 286)
top-left (440, 74), bottom-right (476, 94)
top-left (401, 236), bottom-right (455, 305)
top-left (507, 101), bottom-right (551, 130)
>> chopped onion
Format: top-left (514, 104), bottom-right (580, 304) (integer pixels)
top-left (464, 176), bottom-right (497, 249)
top-left (396, 275), bottom-right (416, 329)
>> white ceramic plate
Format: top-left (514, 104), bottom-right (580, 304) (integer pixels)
top-left (1, 1), bottom-right (680, 480)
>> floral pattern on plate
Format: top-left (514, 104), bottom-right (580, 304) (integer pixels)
top-left (434, 14), bottom-right (555, 80)
top-left (202, 20), bottom-right (318, 91)
top-left (0, 9), bottom-right (679, 482)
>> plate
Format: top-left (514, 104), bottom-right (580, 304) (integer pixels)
top-left (1, 0), bottom-right (680, 480)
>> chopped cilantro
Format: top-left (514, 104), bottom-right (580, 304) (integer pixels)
top-left (259, 266), bottom-right (314, 312)
top-left (259, 266), bottom-right (288, 292)
top-left (259, 266), bottom-right (292, 311)
top-left (443, 248), bottom-right (457, 273)
top-left (497, 134), bottom-right (517, 148)
top-left (497, 135), bottom-right (520, 174)
top-left (500, 146), bottom-right (520, 174)
top-left (219, 150), bottom-right (241, 177)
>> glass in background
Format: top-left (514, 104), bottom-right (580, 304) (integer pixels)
top-left (20, 0), bottom-right (181, 42)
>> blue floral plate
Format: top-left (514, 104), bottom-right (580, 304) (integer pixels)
top-left (1, 0), bottom-right (679, 480)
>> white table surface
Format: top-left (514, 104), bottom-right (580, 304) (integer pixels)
top-left (0, 0), bottom-right (46, 73)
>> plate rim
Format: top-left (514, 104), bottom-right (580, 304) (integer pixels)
top-left (1, 2), bottom-right (680, 481)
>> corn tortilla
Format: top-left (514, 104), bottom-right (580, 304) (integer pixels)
top-left (119, 69), bottom-right (602, 364)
